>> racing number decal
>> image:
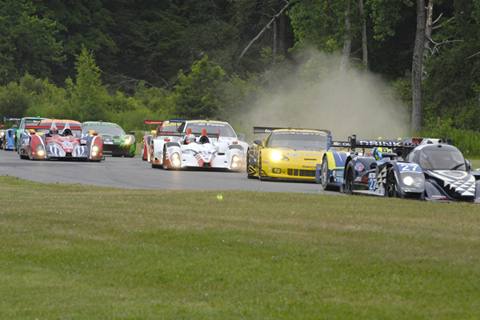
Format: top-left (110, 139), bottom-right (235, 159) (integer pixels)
top-left (368, 173), bottom-right (376, 191)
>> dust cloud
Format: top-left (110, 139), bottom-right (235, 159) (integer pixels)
top-left (243, 51), bottom-right (410, 142)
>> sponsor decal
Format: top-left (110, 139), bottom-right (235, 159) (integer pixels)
top-left (355, 162), bottom-right (365, 171)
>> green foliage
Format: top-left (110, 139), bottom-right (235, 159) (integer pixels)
top-left (369, 0), bottom-right (413, 42)
top-left (287, 0), bottom-right (344, 52)
top-left (0, 0), bottom-right (64, 85)
top-left (420, 120), bottom-right (480, 157)
top-left (0, 82), bottom-right (32, 118)
top-left (173, 56), bottom-right (227, 119)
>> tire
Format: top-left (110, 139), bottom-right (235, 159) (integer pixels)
top-left (386, 169), bottom-right (399, 198)
top-left (162, 147), bottom-right (169, 170)
top-left (246, 150), bottom-right (256, 179)
top-left (344, 162), bottom-right (355, 195)
top-left (151, 147), bottom-right (160, 169)
top-left (258, 156), bottom-right (264, 181)
top-left (321, 155), bottom-right (333, 191)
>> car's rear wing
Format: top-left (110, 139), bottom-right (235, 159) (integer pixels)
top-left (253, 126), bottom-right (331, 135)
top-left (144, 120), bottom-right (164, 125)
top-left (4, 117), bottom-right (22, 123)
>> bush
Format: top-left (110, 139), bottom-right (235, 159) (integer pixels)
top-left (419, 120), bottom-right (480, 157)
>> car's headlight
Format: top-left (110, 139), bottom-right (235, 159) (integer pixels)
top-left (270, 150), bottom-right (288, 162)
top-left (401, 173), bottom-right (424, 189)
top-left (35, 144), bottom-right (45, 157)
top-left (231, 155), bottom-right (241, 168)
top-left (0, 132), bottom-right (4, 137)
top-left (124, 136), bottom-right (133, 145)
top-left (171, 152), bottom-right (181, 166)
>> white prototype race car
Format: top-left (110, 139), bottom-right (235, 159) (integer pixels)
top-left (150, 119), bottom-right (248, 171)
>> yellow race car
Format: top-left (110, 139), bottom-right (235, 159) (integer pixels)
top-left (247, 127), bottom-right (331, 181)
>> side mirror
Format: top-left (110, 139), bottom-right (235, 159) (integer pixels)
top-left (465, 159), bottom-right (473, 172)
top-left (238, 133), bottom-right (245, 140)
top-left (254, 139), bottom-right (264, 147)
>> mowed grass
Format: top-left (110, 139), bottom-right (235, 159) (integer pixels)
top-left (1, 176), bottom-right (480, 319)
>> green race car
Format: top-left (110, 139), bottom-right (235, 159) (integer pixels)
top-left (82, 121), bottom-right (136, 157)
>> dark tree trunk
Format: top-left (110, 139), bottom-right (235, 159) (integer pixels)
top-left (412, 0), bottom-right (426, 133)
top-left (341, 0), bottom-right (352, 69)
top-left (359, 0), bottom-right (368, 69)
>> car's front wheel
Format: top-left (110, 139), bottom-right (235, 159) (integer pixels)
top-left (344, 162), bottom-right (355, 195)
top-left (321, 155), bottom-right (333, 191)
top-left (386, 169), bottom-right (399, 198)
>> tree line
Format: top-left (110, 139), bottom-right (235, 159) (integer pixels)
top-left (1, 0), bottom-right (480, 152)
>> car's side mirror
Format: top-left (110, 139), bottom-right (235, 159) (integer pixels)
top-left (254, 139), bottom-right (264, 147)
top-left (465, 159), bottom-right (473, 172)
top-left (238, 133), bottom-right (245, 140)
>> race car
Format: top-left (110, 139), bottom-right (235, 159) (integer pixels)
top-left (151, 119), bottom-right (248, 170)
top-left (4, 116), bottom-right (47, 151)
top-left (340, 135), bottom-right (480, 202)
top-left (405, 141), bottom-right (480, 202)
top-left (0, 125), bottom-right (5, 149)
top-left (3, 128), bottom-right (16, 151)
top-left (141, 120), bottom-right (180, 161)
top-left (19, 119), bottom-right (103, 161)
top-left (247, 127), bottom-right (331, 181)
top-left (82, 121), bottom-right (135, 157)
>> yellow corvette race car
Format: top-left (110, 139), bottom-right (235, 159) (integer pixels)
top-left (247, 127), bottom-right (332, 181)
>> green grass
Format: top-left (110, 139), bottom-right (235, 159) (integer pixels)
top-left (1, 176), bottom-right (480, 319)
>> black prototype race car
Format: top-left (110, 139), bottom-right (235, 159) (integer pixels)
top-left (342, 135), bottom-right (480, 203)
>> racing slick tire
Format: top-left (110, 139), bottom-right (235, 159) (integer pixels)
top-left (151, 147), bottom-right (161, 169)
top-left (385, 169), bottom-right (400, 198)
top-left (321, 155), bottom-right (334, 191)
top-left (162, 146), bottom-right (169, 170)
top-left (344, 162), bottom-right (355, 195)
top-left (258, 156), bottom-right (265, 181)
top-left (246, 150), bottom-right (256, 179)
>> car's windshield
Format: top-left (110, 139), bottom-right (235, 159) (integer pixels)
top-left (160, 123), bottom-right (181, 133)
top-left (267, 131), bottom-right (329, 150)
top-left (23, 119), bottom-right (43, 128)
top-left (184, 122), bottom-right (236, 137)
top-left (37, 128), bottom-right (82, 136)
top-left (418, 148), bottom-right (466, 171)
top-left (83, 125), bottom-right (125, 135)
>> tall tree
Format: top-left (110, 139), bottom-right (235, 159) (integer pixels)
top-left (66, 47), bottom-right (109, 121)
top-left (411, 0), bottom-right (426, 132)
top-left (173, 56), bottom-right (226, 119)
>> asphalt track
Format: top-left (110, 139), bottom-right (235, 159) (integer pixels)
top-left (0, 150), bottom-right (340, 194)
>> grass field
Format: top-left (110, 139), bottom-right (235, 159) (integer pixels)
top-left (1, 175), bottom-right (480, 319)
